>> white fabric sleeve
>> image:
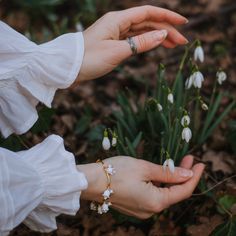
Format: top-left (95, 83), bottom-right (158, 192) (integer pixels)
top-left (0, 135), bottom-right (88, 235)
top-left (0, 21), bottom-right (84, 138)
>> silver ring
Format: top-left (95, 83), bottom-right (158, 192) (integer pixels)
top-left (126, 37), bottom-right (137, 55)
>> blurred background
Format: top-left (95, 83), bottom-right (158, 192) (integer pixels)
top-left (1, 0), bottom-right (236, 235)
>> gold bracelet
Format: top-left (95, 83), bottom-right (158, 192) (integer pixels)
top-left (90, 159), bottom-right (115, 214)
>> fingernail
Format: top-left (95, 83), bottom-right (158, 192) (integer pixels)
top-left (153, 30), bottom-right (167, 41)
top-left (184, 38), bottom-right (189, 44)
top-left (185, 19), bottom-right (189, 24)
top-left (179, 169), bottom-right (193, 177)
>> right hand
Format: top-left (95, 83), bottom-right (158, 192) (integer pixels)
top-left (77, 155), bottom-right (204, 219)
top-left (75, 5), bottom-right (188, 83)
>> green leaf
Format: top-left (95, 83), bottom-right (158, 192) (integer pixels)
top-left (75, 115), bottom-right (91, 135)
top-left (0, 135), bottom-right (23, 151)
top-left (218, 195), bottom-right (236, 214)
top-left (210, 217), bottom-right (236, 236)
top-left (85, 124), bottom-right (105, 142)
top-left (125, 137), bottom-right (136, 157)
top-left (132, 132), bottom-right (143, 148)
top-left (31, 107), bottom-right (55, 134)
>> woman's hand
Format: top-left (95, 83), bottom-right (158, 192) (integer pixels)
top-left (76, 5), bottom-right (188, 83)
top-left (77, 155), bottom-right (204, 219)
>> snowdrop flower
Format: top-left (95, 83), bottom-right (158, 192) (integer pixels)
top-left (157, 103), bottom-right (163, 111)
top-left (112, 137), bottom-right (117, 147)
top-left (167, 93), bottom-right (174, 104)
top-left (163, 158), bottom-right (175, 173)
top-left (193, 71), bottom-right (204, 88)
top-left (216, 71), bottom-right (227, 85)
top-left (201, 103), bottom-right (208, 111)
top-left (185, 75), bottom-right (194, 89)
top-left (181, 115), bottom-right (190, 127)
top-left (182, 127), bottom-right (192, 143)
top-left (102, 129), bottom-right (111, 150)
top-left (194, 45), bottom-right (204, 63)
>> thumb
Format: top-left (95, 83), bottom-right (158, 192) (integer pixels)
top-left (146, 162), bottom-right (193, 184)
top-left (117, 29), bottom-right (168, 60)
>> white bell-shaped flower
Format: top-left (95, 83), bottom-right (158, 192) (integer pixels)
top-left (163, 158), bottom-right (175, 173)
top-left (167, 93), bottom-right (174, 104)
top-left (102, 137), bottom-right (111, 150)
top-left (181, 115), bottom-right (190, 127)
top-left (193, 71), bottom-right (204, 88)
top-left (194, 45), bottom-right (204, 63)
top-left (112, 137), bottom-right (117, 147)
top-left (157, 103), bottom-right (163, 111)
top-left (185, 75), bottom-right (194, 89)
top-left (182, 127), bottom-right (192, 143)
top-left (201, 103), bottom-right (208, 111)
top-left (216, 71), bottom-right (227, 85)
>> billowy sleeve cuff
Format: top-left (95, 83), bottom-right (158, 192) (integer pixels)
top-left (0, 135), bottom-right (87, 234)
top-left (0, 21), bottom-right (84, 137)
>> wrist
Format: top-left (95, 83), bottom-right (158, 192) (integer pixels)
top-left (77, 163), bottom-right (107, 202)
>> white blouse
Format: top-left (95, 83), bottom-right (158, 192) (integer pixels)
top-left (0, 21), bottom-right (88, 235)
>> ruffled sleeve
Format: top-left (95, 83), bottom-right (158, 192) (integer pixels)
top-left (0, 21), bottom-right (84, 137)
top-left (0, 135), bottom-right (88, 235)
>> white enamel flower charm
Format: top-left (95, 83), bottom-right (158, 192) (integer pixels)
top-left (97, 205), bottom-right (103, 214)
top-left (157, 103), bottom-right (163, 112)
top-left (167, 93), bottom-right (174, 104)
top-left (193, 71), bottom-right (204, 88)
top-left (216, 71), bottom-right (227, 85)
top-left (102, 188), bottom-right (114, 200)
top-left (105, 164), bottom-right (116, 175)
top-left (101, 202), bottom-right (112, 213)
top-left (90, 202), bottom-right (97, 211)
top-left (163, 158), bottom-right (175, 173)
top-left (181, 115), bottom-right (190, 127)
top-left (194, 45), bottom-right (204, 63)
top-left (182, 127), bottom-right (192, 143)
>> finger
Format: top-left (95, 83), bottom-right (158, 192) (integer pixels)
top-left (115, 29), bottom-right (168, 60)
top-left (180, 155), bottom-right (194, 169)
top-left (145, 161), bottom-right (194, 184)
top-left (122, 30), bottom-right (177, 49)
top-left (130, 21), bottom-right (188, 45)
top-left (119, 5), bottom-right (188, 30)
top-left (161, 40), bottom-right (177, 48)
top-left (158, 163), bottom-right (205, 208)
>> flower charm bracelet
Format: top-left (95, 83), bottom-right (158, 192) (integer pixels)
top-left (90, 159), bottom-right (115, 214)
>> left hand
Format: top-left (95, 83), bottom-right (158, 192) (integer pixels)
top-left (76, 5), bottom-right (189, 83)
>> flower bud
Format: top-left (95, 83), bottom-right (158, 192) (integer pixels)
top-left (167, 93), bottom-right (174, 104)
top-left (201, 103), bottom-right (208, 111)
top-left (194, 45), bottom-right (204, 63)
top-left (157, 103), bottom-right (163, 111)
top-left (216, 71), bottom-right (227, 85)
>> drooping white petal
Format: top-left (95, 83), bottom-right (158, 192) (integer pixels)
top-left (182, 127), bottom-right (192, 143)
top-left (163, 159), bottom-right (168, 171)
top-left (181, 115), bottom-right (190, 127)
top-left (216, 71), bottom-right (227, 85)
top-left (194, 46), bottom-right (204, 63)
top-left (193, 71), bottom-right (204, 88)
top-left (102, 137), bottom-right (111, 150)
top-left (167, 159), bottom-right (175, 173)
top-left (168, 93), bottom-right (174, 104)
top-left (185, 75), bottom-right (193, 89)
top-left (157, 103), bottom-right (163, 111)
